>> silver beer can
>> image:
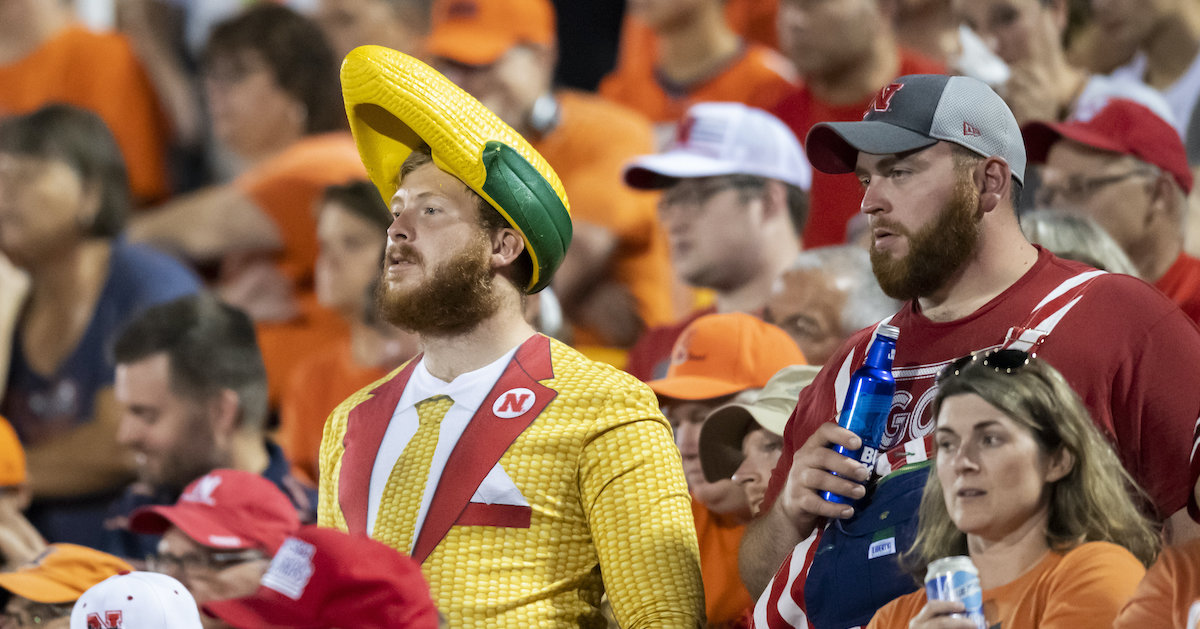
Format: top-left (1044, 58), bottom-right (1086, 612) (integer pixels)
top-left (924, 555), bottom-right (986, 629)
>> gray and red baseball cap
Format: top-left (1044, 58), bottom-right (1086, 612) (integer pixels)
top-left (805, 74), bottom-right (1026, 184)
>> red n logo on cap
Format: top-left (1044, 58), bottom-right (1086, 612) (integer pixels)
top-left (87, 611), bottom-right (123, 629)
top-left (871, 83), bottom-right (904, 113)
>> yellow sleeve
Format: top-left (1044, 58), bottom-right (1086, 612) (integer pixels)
top-left (316, 400), bottom-right (350, 532)
top-left (578, 392), bottom-right (704, 628)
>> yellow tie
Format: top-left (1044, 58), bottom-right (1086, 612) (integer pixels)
top-left (373, 395), bottom-right (453, 553)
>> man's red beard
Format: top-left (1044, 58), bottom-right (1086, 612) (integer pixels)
top-left (375, 233), bottom-right (502, 336)
top-left (870, 173), bottom-right (982, 302)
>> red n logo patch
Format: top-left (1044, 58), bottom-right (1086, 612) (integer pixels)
top-left (871, 83), bottom-right (905, 113)
top-left (492, 388), bottom-right (536, 418)
top-left (88, 611), bottom-right (123, 629)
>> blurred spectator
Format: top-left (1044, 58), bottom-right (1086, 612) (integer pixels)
top-left (204, 526), bottom-right (440, 629)
top-left (869, 350), bottom-right (1159, 627)
top-left (0, 0), bottom-right (171, 205)
top-left (1093, 0), bottom-right (1200, 150)
top-left (647, 313), bottom-right (807, 628)
top-left (127, 4), bottom-right (366, 407)
top-left (425, 0), bottom-right (678, 358)
top-left (599, 0), bottom-right (796, 142)
top-left (772, 0), bottom-right (943, 248)
top-left (277, 182), bottom-right (419, 485)
top-left (1020, 209), bottom-right (1141, 276)
top-left (623, 102), bottom-right (810, 380)
top-left (699, 364), bottom-right (820, 517)
top-left (315, 0), bottom-right (432, 61)
top-left (955, 0), bottom-right (1088, 124)
top-left (763, 246), bottom-right (901, 366)
top-left (130, 470), bottom-right (301, 629)
top-left (106, 295), bottom-right (316, 560)
top-left (0, 544), bottom-right (132, 629)
top-left (71, 571), bottom-right (203, 629)
top-left (1025, 98), bottom-right (1200, 323)
top-left (0, 105), bottom-right (201, 548)
top-left (0, 415), bottom-right (44, 571)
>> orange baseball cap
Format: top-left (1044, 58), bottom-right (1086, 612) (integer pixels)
top-left (0, 544), bottom-right (133, 604)
top-left (648, 312), bottom-right (807, 401)
top-left (0, 415), bottom-right (25, 486)
top-left (425, 0), bottom-right (556, 66)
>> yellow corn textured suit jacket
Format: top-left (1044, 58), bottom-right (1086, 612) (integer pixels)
top-left (318, 334), bottom-right (705, 627)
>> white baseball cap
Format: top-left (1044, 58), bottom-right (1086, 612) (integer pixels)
top-left (623, 102), bottom-right (812, 191)
top-left (70, 572), bottom-right (203, 629)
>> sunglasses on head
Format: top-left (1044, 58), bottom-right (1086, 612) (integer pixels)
top-left (937, 348), bottom-right (1033, 383)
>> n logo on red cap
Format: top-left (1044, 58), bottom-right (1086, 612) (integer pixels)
top-left (870, 83), bottom-right (904, 114)
top-left (181, 474), bottom-right (222, 505)
top-left (87, 611), bottom-right (123, 629)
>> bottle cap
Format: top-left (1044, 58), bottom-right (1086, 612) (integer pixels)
top-left (877, 324), bottom-right (900, 340)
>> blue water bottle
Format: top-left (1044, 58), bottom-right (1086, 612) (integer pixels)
top-left (821, 323), bottom-right (899, 505)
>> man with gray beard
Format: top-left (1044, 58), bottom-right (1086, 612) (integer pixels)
top-left (739, 73), bottom-right (1200, 629)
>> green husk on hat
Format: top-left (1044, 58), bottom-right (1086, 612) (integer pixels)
top-left (340, 44), bottom-right (572, 293)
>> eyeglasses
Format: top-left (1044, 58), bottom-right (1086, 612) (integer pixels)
top-left (658, 175), bottom-right (767, 210)
top-left (937, 348), bottom-right (1033, 383)
top-left (1035, 169), bottom-right (1157, 206)
top-left (146, 549), bottom-right (265, 578)
top-left (0, 602), bottom-right (74, 627)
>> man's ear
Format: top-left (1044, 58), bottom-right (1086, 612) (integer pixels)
top-left (490, 228), bottom-right (526, 268)
top-left (1146, 172), bottom-right (1183, 226)
top-left (760, 179), bottom-right (789, 222)
top-left (210, 389), bottom-right (241, 438)
top-left (976, 157), bottom-right (1012, 214)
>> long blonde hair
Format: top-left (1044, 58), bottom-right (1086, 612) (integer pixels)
top-left (903, 351), bottom-right (1161, 578)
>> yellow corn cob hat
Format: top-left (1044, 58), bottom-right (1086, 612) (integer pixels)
top-left (340, 45), bottom-right (572, 294)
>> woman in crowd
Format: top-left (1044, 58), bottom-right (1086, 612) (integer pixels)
top-left (0, 104), bottom-right (200, 548)
top-left (869, 349), bottom-right (1160, 628)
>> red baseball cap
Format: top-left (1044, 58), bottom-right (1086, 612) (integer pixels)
top-left (203, 526), bottom-right (440, 629)
top-left (128, 470), bottom-right (299, 555)
top-left (1023, 98), bottom-right (1193, 194)
top-left (648, 312), bottom-right (807, 401)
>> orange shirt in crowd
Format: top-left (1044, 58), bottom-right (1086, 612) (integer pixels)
top-left (234, 132), bottom-right (367, 292)
top-left (256, 293), bottom-right (349, 410)
top-left (868, 542), bottom-right (1145, 629)
top-left (599, 41), bottom-right (796, 130)
top-left (277, 337), bottom-right (390, 485)
top-left (0, 24), bottom-right (170, 204)
top-left (1114, 538), bottom-right (1200, 629)
top-left (692, 498), bottom-right (753, 628)
top-left (534, 90), bottom-right (676, 349)
top-left (611, 0), bottom-right (780, 77)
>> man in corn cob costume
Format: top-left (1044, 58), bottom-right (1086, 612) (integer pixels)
top-left (318, 45), bottom-right (705, 627)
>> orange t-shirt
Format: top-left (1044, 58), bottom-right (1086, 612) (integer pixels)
top-left (277, 337), bottom-right (391, 485)
top-left (234, 132), bottom-right (367, 292)
top-left (692, 498), bottom-right (753, 628)
top-left (0, 25), bottom-right (170, 204)
top-left (611, 1), bottom-right (780, 76)
top-left (599, 41), bottom-right (796, 129)
top-left (1114, 538), bottom-right (1200, 629)
top-left (868, 542), bottom-right (1145, 629)
top-left (534, 91), bottom-right (676, 347)
top-left (255, 292), bottom-right (350, 410)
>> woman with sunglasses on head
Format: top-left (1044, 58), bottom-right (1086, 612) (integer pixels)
top-left (868, 349), bottom-right (1160, 628)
